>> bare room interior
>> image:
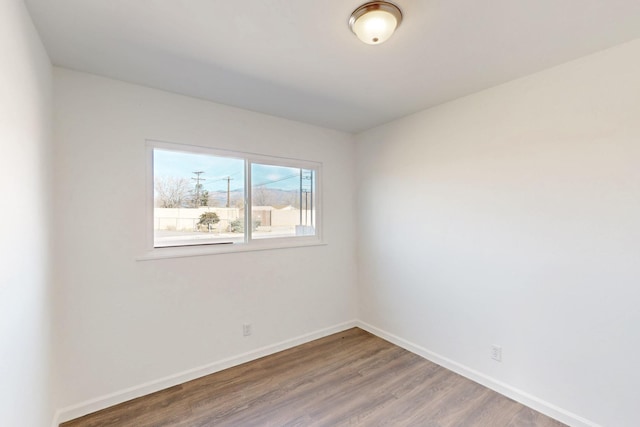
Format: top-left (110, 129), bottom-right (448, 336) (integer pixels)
top-left (2, 1), bottom-right (639, 426)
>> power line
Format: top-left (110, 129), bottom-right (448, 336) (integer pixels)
top-left (252, 173), bottom-right (299, 188)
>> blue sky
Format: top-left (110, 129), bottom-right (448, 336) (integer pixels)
top-left (153, 149), bottom-right (311, 193)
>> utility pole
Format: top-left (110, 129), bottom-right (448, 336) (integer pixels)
top-left (225, 176), bottom-right (233, 207)
top-left (300, 170), bottom-right (313, 226)
top-left (302, 191), bottom-right (310, 225)
top-left (192, 171), bottom-right (205, 207)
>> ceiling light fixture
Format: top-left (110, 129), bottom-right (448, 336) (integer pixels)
top-left (349, 1), bottom-right (403, 45)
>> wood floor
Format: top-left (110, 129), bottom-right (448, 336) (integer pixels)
top-left (62, 328), bottom-right (566, 427)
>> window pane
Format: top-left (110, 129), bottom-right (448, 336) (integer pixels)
top-left (251, 163), bottom-right (316, 239)
top-left (153, 148), bottom-right (245, 247)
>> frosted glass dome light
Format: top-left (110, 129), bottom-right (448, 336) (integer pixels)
top-left (349, 2), bottom-right (403, 45)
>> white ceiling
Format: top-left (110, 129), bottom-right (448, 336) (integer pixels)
top-left (25, 0), bottom-right (640, 133)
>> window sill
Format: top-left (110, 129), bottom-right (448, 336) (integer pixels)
top-left (136, 237), bottom-right (326, 261)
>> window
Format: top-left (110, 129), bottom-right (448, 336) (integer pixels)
top-left (251, 163), bottom-right (316, 240)
top-left (147, 140), bottom-right (321, 256)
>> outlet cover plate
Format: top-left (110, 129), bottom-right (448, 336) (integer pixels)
top-left (491, 345), bottom-right (502, 362)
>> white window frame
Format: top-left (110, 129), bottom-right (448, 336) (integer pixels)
top-left (139, 139), bottom-right (323, 260)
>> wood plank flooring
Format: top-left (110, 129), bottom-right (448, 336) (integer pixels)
top-left (61, 328), bottom-right (566, 427)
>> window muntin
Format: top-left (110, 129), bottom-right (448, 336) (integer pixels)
top-left (149, 141), bottom-right (321, 252)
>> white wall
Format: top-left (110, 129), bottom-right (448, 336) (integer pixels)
top-left (356, 39), bottom-right (640, 427)
top-left (52, 68), bottom-right (358, 417)
top-left (0, 1), bottom-right (54, 426)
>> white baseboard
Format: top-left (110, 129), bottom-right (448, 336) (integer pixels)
top-left (355, 320), bottom-right (600, 427)
top-left (53, 320), bottom-right (599, 427)
top-left (52, 320), bottom-right (358, 426)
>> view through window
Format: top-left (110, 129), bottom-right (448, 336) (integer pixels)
top-left (251, 163), bottom-right (316, 240)
top-left (152, 143), bottom-right (319, 249)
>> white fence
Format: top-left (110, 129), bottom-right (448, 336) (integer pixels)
top-left (154, 206), bottom-right (315, 232)
top-left (154, 207), bottom-right (240, 232)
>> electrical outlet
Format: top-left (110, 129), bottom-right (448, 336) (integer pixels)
top-left (243, 323), bottom-right (252, 337)
top-left (491, 345), bottom-right (502, 362)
